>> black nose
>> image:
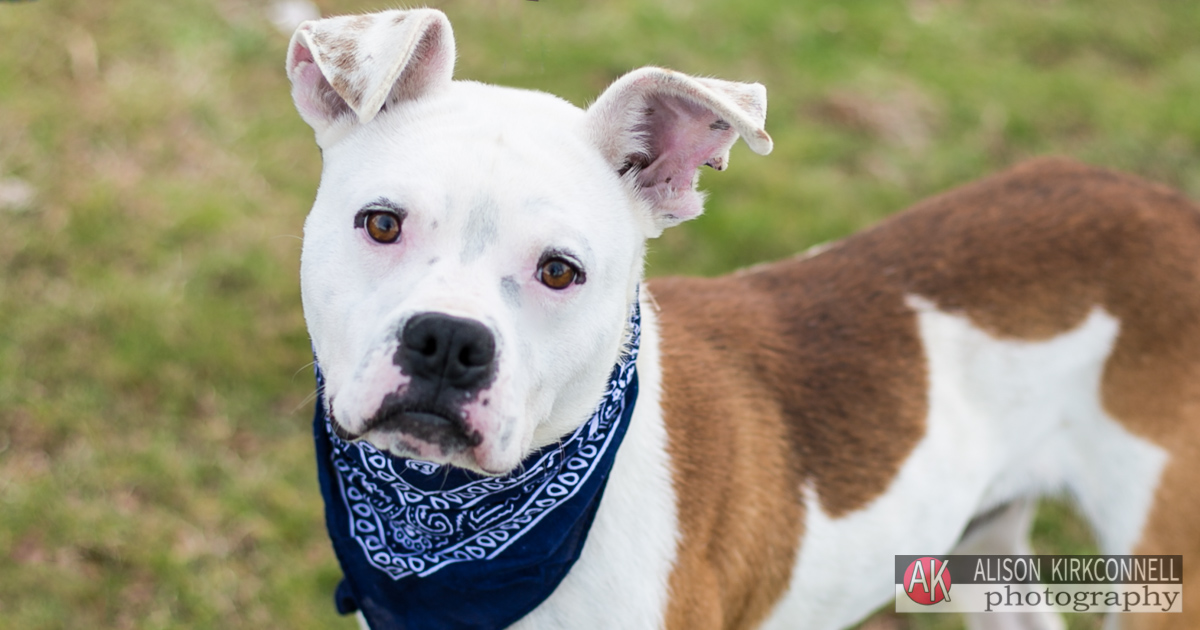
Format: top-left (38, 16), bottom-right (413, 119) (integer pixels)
top-left (398, 313), bottom-right (496, 391)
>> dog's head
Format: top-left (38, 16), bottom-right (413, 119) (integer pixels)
top-left (287, 9), bottom-right (771, 475)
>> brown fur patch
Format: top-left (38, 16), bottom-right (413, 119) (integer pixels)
top-left (652, 158), bottom-right (1200, 628)
top-left (322, 36), bottom-right (364, 110)
top-left (347, 14), bottom-right (373, 31)
top-left (329, 40), bottom-right (360, 73)
top-left (653, 286), bottom-right (806, 629)
top-left (307, 28), bottom-right (366, 111)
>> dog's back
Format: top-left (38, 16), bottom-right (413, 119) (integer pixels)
top-left (650, 157), bottom-right (1200, 629)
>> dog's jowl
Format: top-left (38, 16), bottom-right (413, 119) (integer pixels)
top-left (288, 8), bottom-right (1200, 630)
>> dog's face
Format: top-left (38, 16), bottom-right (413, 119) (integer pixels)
top-left (301, 84), bottom-right (644, 475)
top-left (287, 9), bottom-right (771, 475)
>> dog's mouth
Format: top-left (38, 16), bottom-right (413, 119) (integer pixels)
top-left (334, 395), bottom-right (483, 457)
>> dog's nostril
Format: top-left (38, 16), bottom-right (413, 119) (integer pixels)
top-left (418, 336), bottom-right (438, 357)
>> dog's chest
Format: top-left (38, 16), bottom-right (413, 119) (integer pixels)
top-left (509, 298), bottom-right (678, 629)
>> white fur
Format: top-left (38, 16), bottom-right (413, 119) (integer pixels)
top-left (759, 297), bottom-right (1168, 630)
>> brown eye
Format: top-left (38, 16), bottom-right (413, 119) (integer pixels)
top-left (364, 211), bottom-right (401, 243)
top-left (538, 258), bottom-right (578, 290)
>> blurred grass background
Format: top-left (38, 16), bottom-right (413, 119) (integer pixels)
top-left (2, 0), bottom-right (1197, 627)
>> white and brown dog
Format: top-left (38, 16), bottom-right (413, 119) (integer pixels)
top-left (287, 8), bottom-right (1198, 630)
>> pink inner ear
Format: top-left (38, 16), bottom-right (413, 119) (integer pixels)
top-left (386, 19), bottom-right (454, 106)
top-left (632, 94), bottom-right (738, 218)
top-left (290, 41), bottom-right (315, 68)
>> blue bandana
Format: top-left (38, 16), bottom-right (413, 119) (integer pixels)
top-left (313, 297), bottom-right (641, 630)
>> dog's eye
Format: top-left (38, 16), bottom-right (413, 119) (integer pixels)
top-left (538, 257), bottom-right (579, 290)
top-left (363, 211), bottom-right (402, 244)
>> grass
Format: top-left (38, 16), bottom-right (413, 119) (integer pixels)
top-left (1, 0), bottom-right (1196, 627)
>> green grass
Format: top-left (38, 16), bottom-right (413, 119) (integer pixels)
top-left (1, 0), bottom-right (1194, 627)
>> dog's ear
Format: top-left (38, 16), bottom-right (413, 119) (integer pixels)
top-left (586, 67), bottom-right (772, 233)
top-left (286, 9), bottom-right (455, 138)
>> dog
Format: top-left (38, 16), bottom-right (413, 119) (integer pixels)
top-left (286, 8), bottom-right (1199, 630)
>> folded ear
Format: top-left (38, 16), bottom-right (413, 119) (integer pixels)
top-left (286, 9), bottom-right (455, 138)
top-left (585, 67), bottom-right (772, 233)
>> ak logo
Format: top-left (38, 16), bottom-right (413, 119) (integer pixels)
top-left (904, 557), bottom-right (952, 605)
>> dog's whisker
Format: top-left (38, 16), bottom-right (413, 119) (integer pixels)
top-left (292, 361), bottom-right (316, 380)
top-left (291, 390), bottom-right (319, 415)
